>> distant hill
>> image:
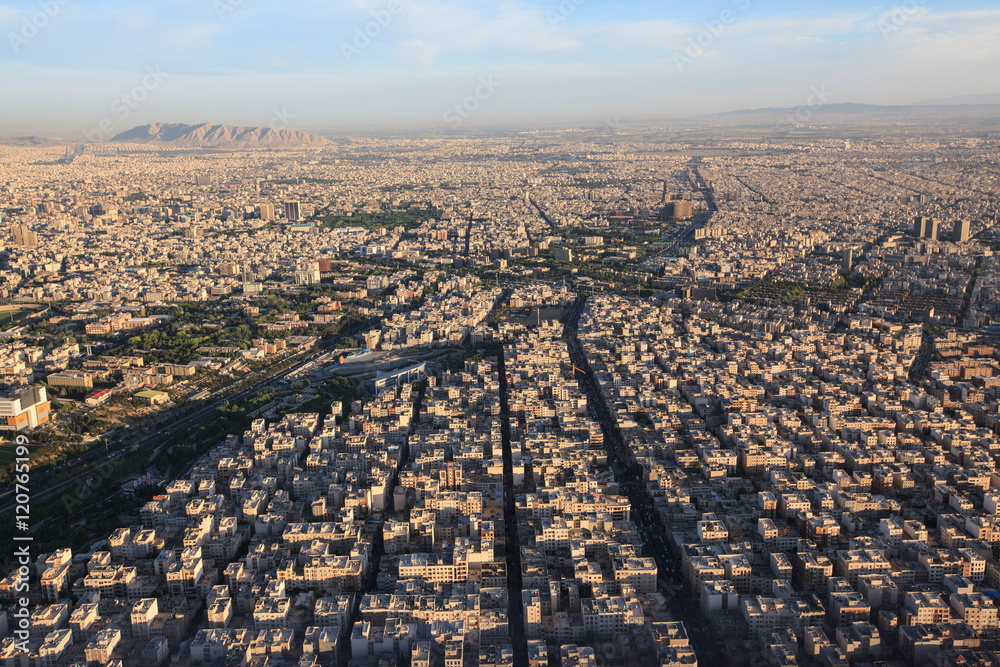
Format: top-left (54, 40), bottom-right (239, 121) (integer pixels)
top-left (914, 93), bottom-right (1000, 106)
top-left (110, 122), bottom-right (331, 148)
top-left (713, 102), bottom-right (1000, 129)
top-left (721, 102), bottom-right (879, 116)
top-left (0, 136), bottom-right (69, 147)
top-left (720, 102), bottom-right (1000, 116)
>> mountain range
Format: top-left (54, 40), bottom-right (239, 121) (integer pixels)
top-left (109, 122), bottom-right (331, 148)
top-left (0, 136), bottom-right (69, 147)
top-left (717, 102), bottom-right (1000, 123)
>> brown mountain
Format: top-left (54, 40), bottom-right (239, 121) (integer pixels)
top-left (111, 122), bottom-right (331, 148)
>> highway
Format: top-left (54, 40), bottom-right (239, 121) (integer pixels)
top-left (563, 295), bottom-right (726, 664)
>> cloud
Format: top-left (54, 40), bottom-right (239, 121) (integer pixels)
top-left (395, 39), bottom-right (438, 67)
top-left (0, 5), bottom-right (22, 22)
top-left (580, 19), bottom-right (692, 52)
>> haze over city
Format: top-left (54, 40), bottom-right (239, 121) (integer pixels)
top-left (2, 0), bottom-right (1000, 135)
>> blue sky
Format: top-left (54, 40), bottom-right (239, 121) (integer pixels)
top-left (1, 0), bottom-right (999, 136)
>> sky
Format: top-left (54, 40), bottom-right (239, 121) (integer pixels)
top-left (1, 0), bottom-right (999, 137)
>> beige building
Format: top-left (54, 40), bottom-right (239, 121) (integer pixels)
top-left (84, 629), bottom-right (122, 664)
top-left (46, 371), bottom-right (94, 389)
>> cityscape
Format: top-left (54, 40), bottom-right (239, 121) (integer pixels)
top-left (3, 2), bottom-right (1000, 667)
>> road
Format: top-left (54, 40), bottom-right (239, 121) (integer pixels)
top-left (486, 288), bottom-right (512, 326)
top-left (643, 169), bottom-right (717, 270)
top-left (528, 199), bottom-right (558, 232)
top-left (497, 339), bottom-right (528, 666)
top-left (908, 334), bottom-right (935, 385)
top-left (563, 295), bottom-right (725, 664)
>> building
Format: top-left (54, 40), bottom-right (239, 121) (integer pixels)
top-left (667, 200), bottom-right (694, 220)
top-left (950, 592), bottom-right (999, 632)
top-left (905, 592), bottom-right (951, 625)
top-left (135, 390), bottom-right (170, 406)
top-left (742, 596), bottom-right (825, 636)
top-left (295, 261), bottom-right (322, 286)
top-left (0, 385), bottom-right (50, 431)
top-left (954, 219), bottom-right (972, 243)
top-left (555, 247), bottom-right (574, 263)
top-left (284, 201), bottom-right (302, 222)
top-left (913, 216), bottom-right (939, 241)
top-left (84, 629), bottom-right (122, 664)
top-left (46, 371), bottom-right (94, 389)
top-left (84, 314), bottom-right (151, 336)
top-left (38, 629), bottom-right (73, 666)
top-left (131, 598), bottom-right (159, 639)
top-left (10, 222), bottom-right (38, 248)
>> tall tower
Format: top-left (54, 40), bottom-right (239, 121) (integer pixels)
top-left (914, 216), bottom-right (938, 241)
top-left (926, 218), bottom-right (939, 241)
top-left (10, 222), bottom-right (37, 248)
top-left (954, 219), bottom-right (971, 243)
top-left (843, 248), bottom-right (854, 273)
top-left (283, 201), bottom-right (301, 222)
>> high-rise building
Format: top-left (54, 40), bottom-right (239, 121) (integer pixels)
top-left (843, 248), bottom-right (854, 273)
top-left (295, 261), bottom-right (321, 286)
top-left (259, 204), bottom-right (275, 221)
top-left (284, 201), bottom-right (301, 222)
top-left (954, 219), bottom-right (971, 244)
top-left (10, 222), bottom-right (38, 248)
top-left (913, 216), bottom-right (938, 241)
top-left (666, 200), bottom-right (694, 221)
top-left (926, 218), bottom-right (939, 241)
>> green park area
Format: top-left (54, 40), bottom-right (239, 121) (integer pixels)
top-left (315, 208), bottom-right (437, 231)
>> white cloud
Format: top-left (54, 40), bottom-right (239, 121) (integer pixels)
top-left (0, 5), bottom-right (21, 23)
top-left (579, 19), bottom-right (692, 51)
